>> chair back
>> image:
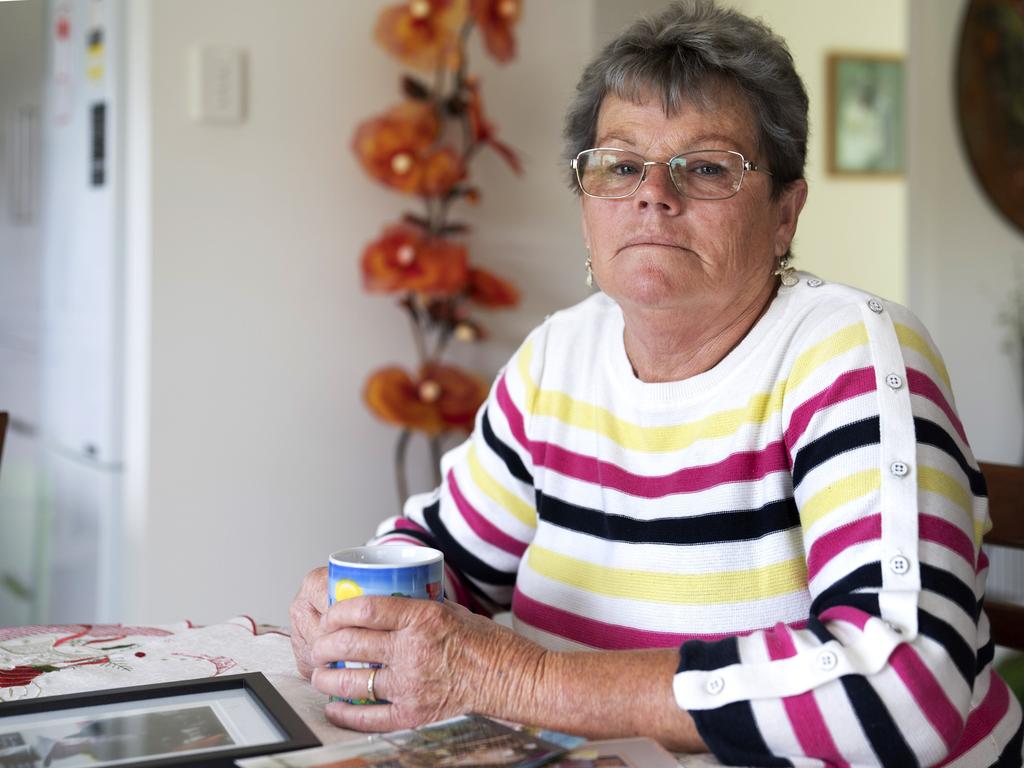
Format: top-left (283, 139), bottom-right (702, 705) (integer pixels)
top-left (0, 412), bottom-right (7, 469)
top-left (979, 461), bottom-right (1024, 650)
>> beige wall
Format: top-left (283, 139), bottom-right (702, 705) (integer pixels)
top-left (729, 0), bottom-right (907, 304)
top-left (126, 0), bottom-right (593, 625)
top-left (907, 0), bottom-right (1024, 464)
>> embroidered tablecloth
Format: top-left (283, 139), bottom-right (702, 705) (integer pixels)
top-left (0, 616), bottom-right (354, 746)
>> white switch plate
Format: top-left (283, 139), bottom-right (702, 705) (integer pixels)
top-left (188, 46), bottom-right (246, 123)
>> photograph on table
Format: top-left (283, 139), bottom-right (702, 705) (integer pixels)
top-left (0, 673), bottom-right (319, 768)
top-left (236, 714), bottom-right (566, 768)
top-left (826, 52), bottom-right (905, 176)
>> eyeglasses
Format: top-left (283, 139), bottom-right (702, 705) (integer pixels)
top-left (571, 147), bottom-right (772, 201)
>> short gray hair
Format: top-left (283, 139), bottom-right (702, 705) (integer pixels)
top-left (564, 0), bottom-right (808, 199)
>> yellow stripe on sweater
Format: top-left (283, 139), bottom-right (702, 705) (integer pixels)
top-left (788, 323), bottom-right (869, 393)
top-left (514, 324), bottom-right (872, 453)
top-left (515, 341), bottom-right (785, 453)
top-left (917, 465), bottom-right (971, 514)
top-left (896, 324), bottom-right (951, 389)
top-left (468, 444), bottom-right (537, 528)
top-left (800, 469), bottom-right (880, 531)
top-left (527, 545), bottom-right (808, 604)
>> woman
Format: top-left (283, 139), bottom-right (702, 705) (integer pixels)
top-left (291, 2), bottom-right (1023, 764)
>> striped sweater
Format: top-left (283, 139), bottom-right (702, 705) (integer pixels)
top-left (374, 273), bottom-right (1023, 767)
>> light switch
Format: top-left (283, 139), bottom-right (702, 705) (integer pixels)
top-left (188, 46), bottom-right (246, 124)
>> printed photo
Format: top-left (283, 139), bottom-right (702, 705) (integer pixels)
top-left (827, 53), bottom-right (904, 175)
top-left (0, 705), bottom-right (233, 768)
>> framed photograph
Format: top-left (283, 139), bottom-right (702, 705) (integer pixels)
top-left (0, 672), bottom-right (320, 768)
top-left (827, 53), bottom-right (905, 176)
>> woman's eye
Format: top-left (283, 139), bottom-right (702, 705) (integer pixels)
top-left (609, 162), bottom-right (641, 176)
top-left (691, 163), bottom-right (724, 176)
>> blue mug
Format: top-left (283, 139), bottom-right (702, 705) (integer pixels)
top-left (327, 545), bottom-right (444, 704)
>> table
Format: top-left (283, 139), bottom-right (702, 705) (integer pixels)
top-left (0, 618), bottom-right (723, 766)
top-left (0, 616), bottom-right (355, 748)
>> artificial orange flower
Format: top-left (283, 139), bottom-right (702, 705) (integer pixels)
top-left (466, 267), bottom-right (519, 308)
top-left (361, 224), bottom-right (468, 296)
top-left (375, 0), bottom-right (468, 71)
top-left (465, 78), bottom-right (522, 175)
top-left (363, 363), bottom-right (488, 435)
top-left (471, 0), bottom-right (520, 63)
top-left (352, 101), bottom-right (440, 195)
top-left (419, 147), bottom-right (466, 197)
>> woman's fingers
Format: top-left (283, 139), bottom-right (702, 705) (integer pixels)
top-left (312, 664), bottom-right (386, 704)
top-left (324, 698), bottom-right (407, 733)
top-left (322, 594), bottom-right (439, 632)
top-left (311, 626), bottom-right (391, 668)
top-left (316, 665), bottom-right (449, 733)
top-left (289, 566), bottom-right (328, 679)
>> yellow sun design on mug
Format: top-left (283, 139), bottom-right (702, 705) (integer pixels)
top-left (334, 579), bottom-right (364, 602)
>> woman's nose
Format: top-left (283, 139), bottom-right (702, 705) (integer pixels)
top-left (634, 163), bottom-right (684, 213)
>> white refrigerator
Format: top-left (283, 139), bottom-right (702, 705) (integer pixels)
top-left (37, 0), bottom-right (126, 623)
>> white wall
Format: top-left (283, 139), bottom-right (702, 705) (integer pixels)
top-left (907, 0), bottom-right (1024, 465)
top-left (126, 0), bottom-right (918, 626)
top-left (127, 0), bottom-right (593, 625)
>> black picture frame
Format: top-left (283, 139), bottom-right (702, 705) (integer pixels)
top-left (0, 672), bottom-right (320, 768)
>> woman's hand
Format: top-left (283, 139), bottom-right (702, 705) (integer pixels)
top-left (309, 596), bottom-right (547, 732)
top-left (288, 566), bottom-right (328, 679)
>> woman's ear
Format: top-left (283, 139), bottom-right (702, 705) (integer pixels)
top-left (580, 200), bottom-right (591, 251)
top-left (774, 179), bottom-right (808, 258)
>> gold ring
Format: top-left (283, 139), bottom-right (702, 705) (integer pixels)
top-left (367, 667), bottom-right (378, 703)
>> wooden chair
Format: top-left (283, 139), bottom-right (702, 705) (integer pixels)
top-left (978, 461), bottom-right (1024, 650)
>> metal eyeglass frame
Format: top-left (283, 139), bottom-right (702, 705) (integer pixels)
top-left (571, 147), bottom-right (772, 201)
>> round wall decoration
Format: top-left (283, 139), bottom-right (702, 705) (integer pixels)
top-left (956, 0), bottom-right (1024, 235)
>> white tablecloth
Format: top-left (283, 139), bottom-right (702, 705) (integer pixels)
top-left (0, 616), bottom-right (357, 747)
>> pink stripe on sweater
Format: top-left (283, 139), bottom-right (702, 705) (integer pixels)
top-left (448, 471), bottom-right (528, 557)
top-left (890, 644), bottom-right (964, 753)
top-left (512, 588), bottom-right (807, 650)
top-left (785, 367), bottom-right (876, 454)
top-left (377, 535), bottom-right (427, 548)
top-left (807, 515), bottom-right (881, 581)
top-left (819, 605), bottom-right (873, 630)
top-left (762, 623), bottom-right (848, 767)
top-left (907, 368), bottom-right (968, 444)
top-left (939, 670), bottom-right (1011, 765)
top-left (919, 514), bottom-right (976, 569)
top-left (496, 375), bottom-right (530, 450)
top-left (538, 440), bottom-right (789, 498)
top-left (977, 549), bottom-right (989, 574)
top-left (499, 373), bottom-right (789, 496)
top-left (393, 518), bottom-right (430, 536)
top-left (805, 514), bottom-right (975, 586)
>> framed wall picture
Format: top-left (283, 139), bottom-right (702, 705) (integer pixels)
top-left (827, 53), bottom-right (905, 176)
top-left (0, 672), bottom-right (320, 768)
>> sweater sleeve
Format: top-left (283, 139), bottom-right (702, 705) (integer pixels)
top-left (674, 296), bottom-right (1015, 766)
top-left (369, 330), bottom-right (542, 616)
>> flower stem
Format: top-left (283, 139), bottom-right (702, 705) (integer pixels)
top-left (429, 435), bottom-right (442, 486)
top-left (395, 428), bottom-right (412, 511)
top-left (404, 297), bottom-right (428, 366)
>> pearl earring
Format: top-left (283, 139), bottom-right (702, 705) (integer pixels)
top-left (585, 254), bottom-right (594, 288)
